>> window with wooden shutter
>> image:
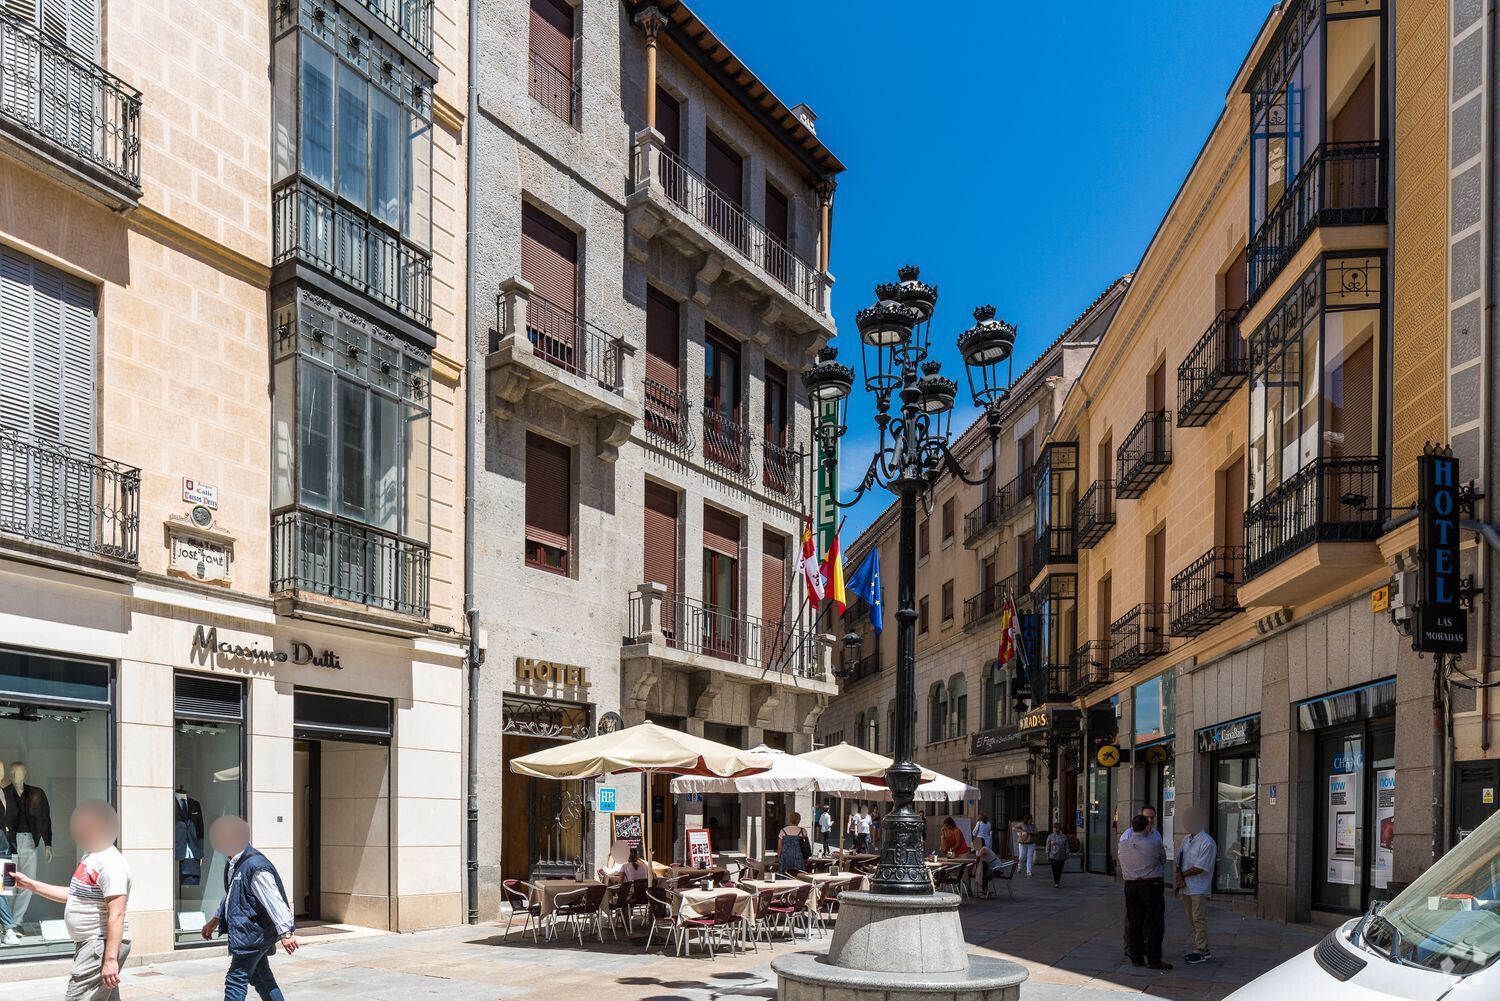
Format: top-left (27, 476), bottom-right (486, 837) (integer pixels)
top-left (705, 131), bottom-right (744, 248)
top-left (657, 88), bottom-right (681, 154)
top-left (941, 498), bottom-right (954, 542)
top-left (918, 596), bottom-right (929, 634)
top-left (644, 287), bottom-right (684, 442)
top-left (703, 505), bottom-right (739, 557)
top-left (763, 182), bottom-right (790, 285)
top-left (9, 0), bottom-right (100, 57)
top-left (760, 529), bottom-right (788, 666)
top-left (644, 481), bottom-right (679, 641)
top-left (525, 432), bottom-right (571, 574)
top-left (918, 519), bottom-right (929, 559)
top-left (702, 505), bottom-right (740, 658)
top-left (521, 203), bottom-right (578, 369)
top-left (528, 0), bottom-right (576, 125)
top-left (941, 580), bottom-right (954, 623)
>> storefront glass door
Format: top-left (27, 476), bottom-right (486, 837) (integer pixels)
top-left (172, 675), bottom-right (245, 944)
top-left (1087, 761), bottom-right (1113, 873)
top-left (1212, 752), bottom-right (1258, 893)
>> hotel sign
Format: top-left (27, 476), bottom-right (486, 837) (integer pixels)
top-left (516, 657), bottom-right (590, 688)
top-left (1018, 706), bottom-right (1050, 732)
top-left (1414, 449), bottom-right (1468, 654)
top-left (190, 625), bottom-right (342, 670)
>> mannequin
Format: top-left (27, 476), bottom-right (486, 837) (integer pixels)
top-left (0, 759), bottom-right (15, 944)
top-left (174, 784), bottom-right (205, 886)
top-left (9, 762), bottom-right (51, 929)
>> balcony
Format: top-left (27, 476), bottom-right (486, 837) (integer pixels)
top-left (629, 131), bottom-right (832, 330)
top-left (1033, 525), bottom-right (1076, 571)
top-left (0, 7), bottom-right (141, 208)
top-left (1074, 480), bottom-right (1115, 549)
top-left (1243, 457), bottom-right (1383, 582)
top-left (1248, 141), bottom-right (1387, 303)
top-left (1030, 662), bottom-right (1075, 704)
top-left (624, 584), bottom-right (837, 694)
top-left (643, 380), bottom-right (693, 452)
top-left (528, 50), bottom-right (579, 129)
top-left (271, 510), bottom-right (430, 619)
top-left (1109, 603), bottom-right (1168, 674)
top-left (1115, 411), bottom-right (1171, 499)
top-left (1170, 546), bottom-right (1246, 638)
top-left (0, 427), bottom-right (140, 570)
top-left (272, 178), bottom-right (433, 327)
top-left (488, 281), bottom-right (640, 459)
top-left (761, 439), bottom-right (802, 504)
top-left (1177, 311), bottom-right (1248, 428)
top-left (962, 577), bottom-right (1011, 632)
top-left (703, 409), bottom-right (755, 482)
top-left (836, 651), bottom-right (881, 684)
top-left (963, 494), bottom-right (1000, 548)
top-left (361, 0), bottom-right (433, 58)
top-left (1068, 641), bottom-right (1111, 698)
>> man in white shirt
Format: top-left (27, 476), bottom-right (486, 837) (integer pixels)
top-left (12, 800), bottom-right (130, 1001)
top-left (816, 805), bottom-right (833, 855)
top-left (972, 814), bottom-right (993, 851)
top-left (854, 808), bottom-right (872, 853)
top-left (1175, 806), bottom-right (1217, 964)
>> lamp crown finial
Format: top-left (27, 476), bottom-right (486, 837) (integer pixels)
top-left (921, 359), bottom-right (942, 376)
top-left (974, 304), bottom-right (997, 322)
top-left (898, 265), bottom-right (920, 282)
top-left (817, 345), bottom-right (839, 362)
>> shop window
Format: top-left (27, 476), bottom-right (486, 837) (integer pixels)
top-left (173, 675), bottom-right (245, 945)
top-left (0, 648), bottom-right (113, 961)
top-left (525, 432), bottom-right (572, 575)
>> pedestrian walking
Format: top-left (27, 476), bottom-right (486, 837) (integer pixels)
top-left (11, 800), bottom-right (130, 1001)
top-left (854, 807), bottom-right (872, 853)
top-left (816, 804), bottom-right (833, 855)
top-left (201, 816), bottom-right (299, 1001)
top-left (869, 808), bottom-right (881, 849)
top-left (1013, 814), bottom-right (1037, 875)
top-left (1045, 823), bottom-right (1069, 886)
top-left (1175, 806), bottom-right (1217, 964)
top-left (972, 813), bottom-right (992, 851)
top-left (777, 812), bottom-right (811, 875)
top-left (1119, 813), bottom-right (1171, 970)
top-left (846, 808), bottom-right (859, 851)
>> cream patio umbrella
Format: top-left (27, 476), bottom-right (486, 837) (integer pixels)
top-left (670, 745), bottom-right (863, 795)
top-left (796, 743), bottom-right (937, 851)
top-left (859, 769), bottom-right (981, 803)
top-left (509, 721), bottom-right (771, 865)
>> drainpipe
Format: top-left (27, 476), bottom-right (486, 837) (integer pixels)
top-left (1479, 0), bottom-right (1498, 755)
top-left (463, 0), bottom-right (482, 925)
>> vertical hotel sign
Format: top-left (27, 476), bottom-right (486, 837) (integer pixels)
top-left (815, 400), bottom-right (839, 553)
top-left (1414, 448), bottom-right (1467, 654)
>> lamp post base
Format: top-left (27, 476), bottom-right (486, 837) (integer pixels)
top-left (772, 892), bottom-right (1027, 1001)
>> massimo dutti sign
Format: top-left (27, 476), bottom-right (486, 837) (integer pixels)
top-left (190, 625), bottom-right (343, 670)
top-left (1414, 449), bottom-right (1468, 655)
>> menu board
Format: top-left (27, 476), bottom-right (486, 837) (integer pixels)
top-left (686, 827), bottom-right (714, 869)
top-left (612, 813), bottom-right (643, 853)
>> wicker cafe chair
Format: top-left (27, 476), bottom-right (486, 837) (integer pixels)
top-left (501, 878), bottom-right (542, 942)
top-left (552, 883), bottom-right (609, 945)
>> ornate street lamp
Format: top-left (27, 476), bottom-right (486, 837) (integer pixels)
top-left (803, 265), bottom-right (1016, 895)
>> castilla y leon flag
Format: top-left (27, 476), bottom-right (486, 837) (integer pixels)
top-left (800, 516), bottom-right (825, 605)
top-left (821, 526), bottom-right (847, 616)
top-left (997, 594), bottom-right (1026, 669)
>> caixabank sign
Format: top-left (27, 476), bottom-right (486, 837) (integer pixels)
top-left (1414, 448), bottom-right (1468, 654)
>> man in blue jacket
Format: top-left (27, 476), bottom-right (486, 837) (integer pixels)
top-left (201, 816), bottom-right (299, 1001)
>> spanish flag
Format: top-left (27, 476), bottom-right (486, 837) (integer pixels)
top-left (820, 527), bottom-right (847, 616)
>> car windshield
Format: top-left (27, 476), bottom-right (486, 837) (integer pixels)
top-left (1361, 808), bottom-right (1500, 975)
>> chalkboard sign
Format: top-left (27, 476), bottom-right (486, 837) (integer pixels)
top-left (612, 813), bottom-right (643, 853)
top-left (685, 827), bottom-right (713, 869)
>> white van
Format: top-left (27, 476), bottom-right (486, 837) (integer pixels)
top-left (1227, 808), bottom-right (1500, 1000)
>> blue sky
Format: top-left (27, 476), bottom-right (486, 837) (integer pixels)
top-left (688, 0), bottom-right (1275, 540)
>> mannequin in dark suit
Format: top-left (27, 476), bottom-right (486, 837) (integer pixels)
top-left (175, 788), bottom-right (206, 885)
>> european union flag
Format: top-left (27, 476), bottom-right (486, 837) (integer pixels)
top-left (846, 549), bottom-right (883, 634)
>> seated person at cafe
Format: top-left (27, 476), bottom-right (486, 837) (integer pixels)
top-left (598, 842), bottom-right (651, 882)
top-left (971, 840), bottom-right (1004, 897)
top-left (940, 816), bottom-right (970, 857)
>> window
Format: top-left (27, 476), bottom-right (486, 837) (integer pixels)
top-left (941, 497), bottom-right (955, 542)
top-left (928, 682), bottom-right (948, 743)
top-left (704, 329), bottom-right (744, 470)
top-left (941, 580), bottom-right (955, 624)
top-left (867, 710), bottom-right (880, 757)
top-left (918, 596), bottom-right (929, 634)
top-left (528, 0), bottom-right (577, 126)
top-left (525, 433), bottom-right (571, 574)
top-left (918, 519), bottom-right (930, 560)
top-left (173, 674), bottom-right (245, 944)
top-left (763, 362), bottom-right (793, 494)
top-left (949, 674), bottom-right (968, 738)
top-left (764, 362), bottom-right (788, 447)
top-left (982, 660), bottom-right (1003, 730)
top-left (703, 505), bottom-right (741, 658)
top-left (644, 287), bottom-right (684, 442)
top-left (886, 701), bottom-right (896, 753)
top-left (705, 131), bottom-right (745, 248)
top-left (520, 203), bottom-right (580, 370)
top-left (763, 181), bottom-right (791, 285)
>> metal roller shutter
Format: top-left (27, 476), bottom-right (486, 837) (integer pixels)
top-left (528, 0), bottom-right (573, 77)
top-left (521, 203), bottom-right (577, 314)
top-left (645, 287), bottom-right (680, 388)
top-left (703, 504), bottom-right (740, 558)
top-left (761, 529), bottom-right (787, 625)
top-left (174, 674), bottom-right (244, 722)
top-left (525, 432), bottom-right (571, 560)
top-left (643, 481), bottom-right (678, 593)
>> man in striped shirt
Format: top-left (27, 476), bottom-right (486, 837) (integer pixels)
top-left (11, 800), bottom-right (130, 1001)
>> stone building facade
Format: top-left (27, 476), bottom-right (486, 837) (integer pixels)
top-left (0, 0), bottom-right (469, 970)
top-left (471, 0), bottom-right (842, 918)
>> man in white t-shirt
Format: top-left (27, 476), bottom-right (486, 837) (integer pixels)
top-left (816, 805), bottom-right (833, 854)
top-left (854, 807), bottom-right (872, 852)
top-left (13, 800), bottom-right (130, 1001)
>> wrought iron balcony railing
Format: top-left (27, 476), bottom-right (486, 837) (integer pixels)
top-left (1116, 410), bottom-right (1172, 499)
top-left (627, 589), bottom-right (820, 679)
top-left (1177, 311), bottom-right (1248, 428)
top-left (361, 0), bottom-right (433, 57)
top-left (1033, 525), bottom-right (1076, 570)
top-left (836, 651), bottom-right (881, 684)
top-left (271, 509), bottom-right (430, 618)
top-left (963, 493), bottom-right (1000, 546)
top-left (1030, 662), bottom-right (1074, 704)
top-left (1243, 456), bottom-right (1383, 581)
top-left (702, 409), bottom-right (755, 481)
top-left (761, 438), bottom-right (802, 503)
top-left (644, 380), bottom-right (693, 450)
top-left (1109, 603), bottom-right (1168, 674)
top-left (1171, 546), bottom-right (1246, 638)
top-left (1074, 479), bottom-right (1115, 549)
top-left (0, 8), bottom-right (142, 194)
top-left (962, 578), bottom-right (1008, 631)
top-left (528, 50), bottom-right (579, 128)
top-left (632, 136), bottom-right (829, 315)
top-left (522, 293), bottom-right (624, 392)
top-left (1068, 641), bottom-right (1111, 697)
top-left (0, 426), bottom-right (139, 565)
top-left (272, 178), bottom-right (433, 326)
top-left (1248, 140), bottom-right (1387, 302)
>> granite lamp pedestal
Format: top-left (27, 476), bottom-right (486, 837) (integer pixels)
top-left (772, 891), bottom-right (1026, 1001)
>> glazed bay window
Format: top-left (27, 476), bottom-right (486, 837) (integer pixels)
top-left (271, 291), bottom-right (432, 616)
top-left (272, 0), bottom-right (433, 325)
top-left (1245, 254), bottom-right (1384, 578)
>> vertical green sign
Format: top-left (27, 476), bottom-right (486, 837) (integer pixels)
top-left (815, 400), bottom-right (839, 552)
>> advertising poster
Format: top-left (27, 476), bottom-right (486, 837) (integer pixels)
top-left (686, 827), bottom-right (714, 869)
top-left (1162, 781), bottom-right (1176, 861)
top-left (1326, 773), bottom-right (1360, 886)
top-left (1374, 768), bottom-right (1395, 889)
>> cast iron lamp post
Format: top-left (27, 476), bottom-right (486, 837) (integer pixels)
top-left (803, 265), bottom-right (1016, 895)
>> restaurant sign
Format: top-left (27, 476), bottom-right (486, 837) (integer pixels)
top-left (1196, 716), bottom-right (1260, 754)
top-left (970, 727), bottom-right (1028, 757)
top-left (1414, 448), bottom-right (1468, 654)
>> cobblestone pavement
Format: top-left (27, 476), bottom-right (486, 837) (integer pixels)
top-left (0, 871), bottom-right (1324, 1000)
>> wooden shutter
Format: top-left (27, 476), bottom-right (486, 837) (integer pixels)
top-left (703, 504), bottom-right (739, 557)
top-left (1221, 458), bottom-right (1246, 551)
top-left (525, 432), bottom-right (571, 564)
top-left (1150, 529), bottom-right (1166, 607)
top-left (643, 481), bottom-right (678, 593)
top-left (0, 246), bottom-right (95, 452)
top-left (764, 183), bottom-right (789, 243)
top-left (645, 287), bottom-right (680, 387)
top-left (1224, 246), bottom-right (1248, 314)
top-left (764, 361), bottom-right (787, 444)
top-left (528, 0), bottom-right (573, 77)
top-left (657, 88), bottom-right (681, 154)
top-left (761, 529), bottom-right (787, 624)
top-left (1333, 338), bottom-right (1375, 458)
top-left (918, 519), bottom-right (929, 559)
top-left (1150, 361), bottom-right (1167, 413)
top-left (942, 498), bottom-right (954, 540)
top-left (521, 203), bottom-right (577, 314)
top-left (705, 132), bottom-right (743, 205)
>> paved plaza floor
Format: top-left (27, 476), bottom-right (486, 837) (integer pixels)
top-left (0, 870), bottom-right (1325, 1000)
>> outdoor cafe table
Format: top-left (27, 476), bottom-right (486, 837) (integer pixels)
top-left (741, 878), bottom-right (817, 915)
top-left (675, 885), bottom-right (752, 921)
top-left (533, 877), bottom-right (603, 918)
